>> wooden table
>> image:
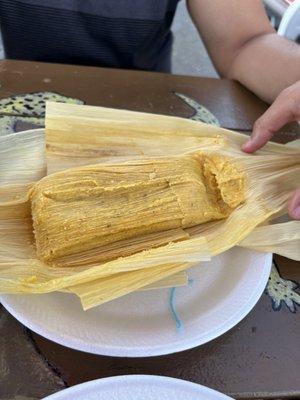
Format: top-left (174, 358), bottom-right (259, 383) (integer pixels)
top-left (0, 60), bottom-right (299, 400)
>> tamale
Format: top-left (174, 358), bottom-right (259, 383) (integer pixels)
top-left (30, 153), bottom-right (245, 265)
top-left (0, 103), bottom-right (299, 311)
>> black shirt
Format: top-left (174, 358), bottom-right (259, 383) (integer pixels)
top-left (0, 0), bottom-right (180, 72)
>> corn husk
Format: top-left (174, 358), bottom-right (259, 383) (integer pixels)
top-left (239, 221), bottom-right (300, 260)
top-left (0, 102), bottom-right (299, 310)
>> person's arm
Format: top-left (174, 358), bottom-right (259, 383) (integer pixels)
top-left (187, 0), bottom-right (300, 103)
top-left (242, 80), bottom-right (300, 220)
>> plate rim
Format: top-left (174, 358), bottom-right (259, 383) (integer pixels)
top-left (0, 252), bottom-right (272, 357)
top-left (42, 374), bottom-right (233, 400)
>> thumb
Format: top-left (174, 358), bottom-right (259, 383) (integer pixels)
top-left (288, 189), bottom-right (300, 220)
top-left (242, 91), bottom-right (296, 153)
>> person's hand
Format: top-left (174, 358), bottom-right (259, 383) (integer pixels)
top-left (242, 81), bottom-right (300, 220)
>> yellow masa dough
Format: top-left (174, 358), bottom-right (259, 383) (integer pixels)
top-left (30, 153), bottom-right (246, 264)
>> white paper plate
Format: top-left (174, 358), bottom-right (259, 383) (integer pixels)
top-left (0, 248), bottom-right (272, 357)
top-left (43, 375), bottom-right (233, 400)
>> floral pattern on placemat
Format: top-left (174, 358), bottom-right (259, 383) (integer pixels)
top-left (174, 92), bottom-right (220, 126)
top-left (0, 92), bottom-right (83, 135)
top-left (266, 262), bottom-right (300, 313)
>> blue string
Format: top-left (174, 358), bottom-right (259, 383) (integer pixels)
top-left (169, 287), bottom-right (183, 331)
top-left (169, 278), bottom-right (194, 332)
top-left (169, 287), bottom-right (182, 331)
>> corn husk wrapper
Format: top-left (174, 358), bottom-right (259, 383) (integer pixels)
top-left (0, 102), bottom-right (299, 310)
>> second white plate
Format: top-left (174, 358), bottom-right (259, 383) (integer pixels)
top-left (43, 375), bottom-right (233, 400)
top-left (1, 247), bottom-right (272, 357)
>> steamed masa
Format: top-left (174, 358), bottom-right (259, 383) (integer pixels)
top-left (30, 153), bottom-right (246, 264)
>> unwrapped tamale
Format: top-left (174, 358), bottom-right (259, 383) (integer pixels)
top-left (29, 153), bottom-right (246, 265)
top-left (1, 102), bottom-right (299, 310)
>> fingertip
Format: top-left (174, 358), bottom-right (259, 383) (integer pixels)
top-left (288, 190), bottom-right (300, 220)
top-left (288, 206), bottom-right (300, 220)
top-left (242, 141), bottom-right (255, 153)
